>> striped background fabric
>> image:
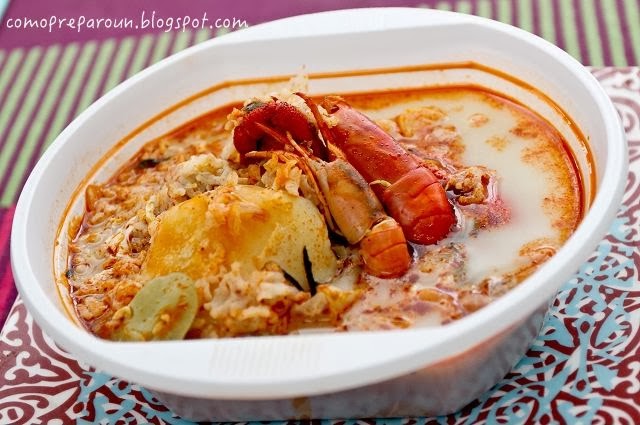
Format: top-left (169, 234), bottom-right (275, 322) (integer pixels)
top-left (0, 0), bottom-right (639, 324)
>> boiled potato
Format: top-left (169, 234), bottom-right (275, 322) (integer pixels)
top-left (144, 185), bottom-right (337, 291)
top-left (143, 195), bottom-right (217, 279)
top-left (111, 273), bottom-right (198, 341)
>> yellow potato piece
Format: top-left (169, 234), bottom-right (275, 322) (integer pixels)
top-left (144, 195), bottom-right (222, 279)
top-left (144, 185), bottom-right (337, 291)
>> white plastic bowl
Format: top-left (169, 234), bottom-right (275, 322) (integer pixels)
top-left (11, 8), bottom-right (627, 421)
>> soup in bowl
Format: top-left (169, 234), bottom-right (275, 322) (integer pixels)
top-left (11, 9), bottom-right (626, 421)
top-left (64, 82), bottom-right (585, 341)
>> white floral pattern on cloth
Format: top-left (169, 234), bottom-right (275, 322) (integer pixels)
top-left (1, 68), bottom-right (639, 425)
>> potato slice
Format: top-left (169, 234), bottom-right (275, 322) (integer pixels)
top-left (144, 185), bottom-right (337, 291)
top-left (144, 195), bottom-right (221, 279)
top-left (112, 273), bottom-right (197, 341)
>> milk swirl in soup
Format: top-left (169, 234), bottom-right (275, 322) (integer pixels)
top-left (63, 85), bottom-right (582, 340)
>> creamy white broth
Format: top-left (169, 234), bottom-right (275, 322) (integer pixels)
top-left (356, 89), bottom-right (579, 287)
